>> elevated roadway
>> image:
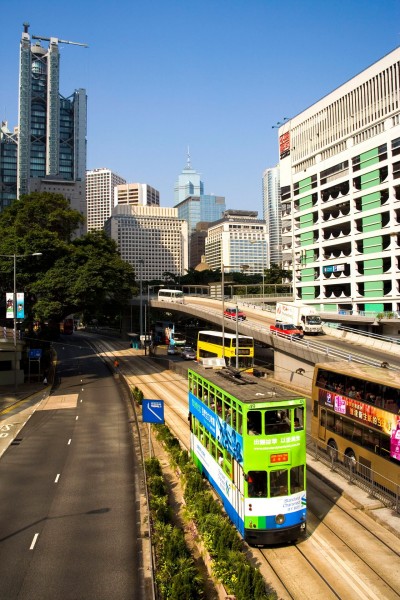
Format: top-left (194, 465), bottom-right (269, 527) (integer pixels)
top-left (149, 297), bottom-right (400, 393)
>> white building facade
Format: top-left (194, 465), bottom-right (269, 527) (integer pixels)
top-left (86, 168), bottom-right (126, 231)
top-left (104, 204), bottom-right (188, 281)
top-left (115, 183), bottom-right (160, 207)
top-left (205, 210), bottom-right (268, 274)
top-left (278, 47), bottom-right (400, 315)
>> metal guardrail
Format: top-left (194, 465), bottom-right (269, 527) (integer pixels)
top-left (307, 436), bottom-right (400, 513)
top-left (183, 301), bottom-right (400, 372)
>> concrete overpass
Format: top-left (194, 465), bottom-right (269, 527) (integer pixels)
top-left (147, 298), bottom-right (400, 394)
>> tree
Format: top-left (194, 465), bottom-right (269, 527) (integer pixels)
top-left (0, 193), bottom-right (135, 327)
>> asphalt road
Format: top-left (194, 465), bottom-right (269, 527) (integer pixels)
top-left (0, 336), bottom-right (144, 600)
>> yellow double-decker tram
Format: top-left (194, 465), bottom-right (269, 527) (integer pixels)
top-left (311, 361), bottom-right (400, 497)
top-left (197, 330), bottom-right (254, 372)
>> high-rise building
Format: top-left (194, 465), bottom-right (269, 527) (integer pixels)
top-left (175, 194), bottom-right (226, 267)
top-left (86, 168), bottom-right (126, 231)
top-left (0, 122), bottom-right (18, 211)
top-left (174, 151), bottom-right (204, 205)
top-left (277, 47), bottom-right (400, 314)
top-left (115, 183), bottom-right (160, 207)
top-left (104, 204), bottom-right (188, 281)
top-left (262, 166), bottom-right (282, 266)
top-left (205, 210), bottom-right (268, 274)
top-left (0, 24), bottom-right (87, 219)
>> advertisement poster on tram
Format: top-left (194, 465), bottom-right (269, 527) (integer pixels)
top-left (390, 420), bottom-right (400, 461)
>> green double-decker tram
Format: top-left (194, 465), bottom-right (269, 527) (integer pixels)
top-left (188, 364), bottom-right (307, 545)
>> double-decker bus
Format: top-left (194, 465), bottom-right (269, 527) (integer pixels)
top-left (188, 364), bottom-right (307, 545)
top-left (157, 289), bottom-right (184, 303)
top-left (311, 361), bottom-right (400, 496)
top-left (197, 330), bottom-right (254, 372)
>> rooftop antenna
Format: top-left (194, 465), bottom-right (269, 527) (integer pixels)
top-left (186, 146), bottom-right (191, 169)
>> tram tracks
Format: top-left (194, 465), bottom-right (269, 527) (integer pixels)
top-left (90, 340), bottom-right (400, 600)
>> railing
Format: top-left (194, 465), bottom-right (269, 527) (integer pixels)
top-left (182, 300), bottom-right (400, 372)
top-left (307, 435), bottom-right (400, 513)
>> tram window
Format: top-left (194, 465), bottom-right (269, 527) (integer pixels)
top-left (320, 409), bottom-right (326, 427)
top-left (247, 410), bottom-right (261, 435)
top-left (363, 429), bottom-right (380, 453)
top-left (270, 470), bottom-right (288, 497)
top-left (274, 410), bottom-right (291, 434)
top-left (326, 412), bottom-right (335, 432)
top-left (380, 435), bottom-right (391, 458)
top-left (247, 470), bottom-right (267, 498)
top-left (265, 410), bottom-right (279, 433)
top-left (290, 466), bottom-right (304, 494)
top-left (335, 417), bottom-right (343, 436)
top-left (294, 408), bottom-right (304, 430)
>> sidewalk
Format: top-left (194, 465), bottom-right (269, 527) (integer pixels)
top-left (0, 381), bottom-right (47, 412)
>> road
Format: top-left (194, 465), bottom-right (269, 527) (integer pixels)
top-left (0, 336), bottom-right (145, 600)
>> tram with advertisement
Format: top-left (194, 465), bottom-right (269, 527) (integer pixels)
top-left (311, 361), bottom-right (400, 495)
top-left (197, 330), bottom-right (255, 373)
top-left (188, 363), bottom-right (307, 545)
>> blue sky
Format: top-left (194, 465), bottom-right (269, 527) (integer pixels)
top-left (1, 0), bottom-right (400, 214)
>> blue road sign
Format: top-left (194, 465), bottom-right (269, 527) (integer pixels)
top-left (29, 349), bottom-right (42, 359)
top-left (142, 399), bottom-right (165, 424)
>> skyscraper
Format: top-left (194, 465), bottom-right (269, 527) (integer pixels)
top-left (0, 23), bottom-right (87, 217)
top-left (262, 166), bottom-right (282, 266)
top-left (86, 168), bottom-right (126, 231)
top-left (174, 150), bottom-right (204, 205)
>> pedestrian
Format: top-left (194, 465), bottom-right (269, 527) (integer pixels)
top-left (43, 376), bottom-right (48, 385)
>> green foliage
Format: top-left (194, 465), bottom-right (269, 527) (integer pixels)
top-left (150, 494), bottom-right (170, 523)
top-left (148, 474), bottom-right (167, 497)
top-left (145, 457), bottom-right (162, 477)
top-left (0, 192), bottom-right (135, 325)
top-left (131, 386), bottom-right (144, 405)
top-left (155, 424), bottom-right (277, 600)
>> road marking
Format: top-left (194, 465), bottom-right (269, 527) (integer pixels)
top-left (68, 439), bottom-right (72, 445)
top-left (76, 416), bottom-right (79, 420)
top-left (30, 533), bottom-right (39, 550)
top-left (55, 474), bottom-right (60, 483)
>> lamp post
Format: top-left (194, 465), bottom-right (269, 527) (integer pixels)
top-left (1, 252), bottom-right (42, 391)
top-left (138, 259), bottom-right (144, 346)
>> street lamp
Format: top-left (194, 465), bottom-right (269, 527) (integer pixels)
top-left (0, 252), bottom-right (42, 390)
top-left (137, 259), bottom-right (144, 346)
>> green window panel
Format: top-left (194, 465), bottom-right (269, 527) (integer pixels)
top-left (301, 286), bottom-right (315, 300)
top-left (300, 232), bottom-right (313, 244)
top-left (364, 280), bottom-right (383, 296)
top-left (364, 303), bottom-right (384, 312)
top-left (360, 169), bottom-right (380, 190)
top-left (359, 147), bottom-right (379, 170)
top-left (362, 213), bottom-right (382, 232)
top-left (299, 213), bottom-right (313, 228)
top-left (363, 236), bottom-right (383, 254)
top-left (299, 194), bottom-right (313, 210)
top-left (305, 249), bottom-right (314, 263)
top-left (298, 176), bottom-right (312, 194)
top-left (363, 258), bottom-right (383, 278)
top-left (322, 304), bottom-right (339, 312)
top-left (360, 191), bottom-right (381, 211)
top-left (301, 268), bottom-right (315, 281)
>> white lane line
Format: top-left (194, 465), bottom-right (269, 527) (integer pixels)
top-left (76, 416), bottom-right (79, 420)
top-left (68, 439), bottom-right (72, 445)
top-left (55, 474), bottom-right (60, 483)
top-left (30, 533), bottom-right (39, 550)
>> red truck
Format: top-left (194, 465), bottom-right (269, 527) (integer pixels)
top-left (270, 322), bottom-right (304, 339)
